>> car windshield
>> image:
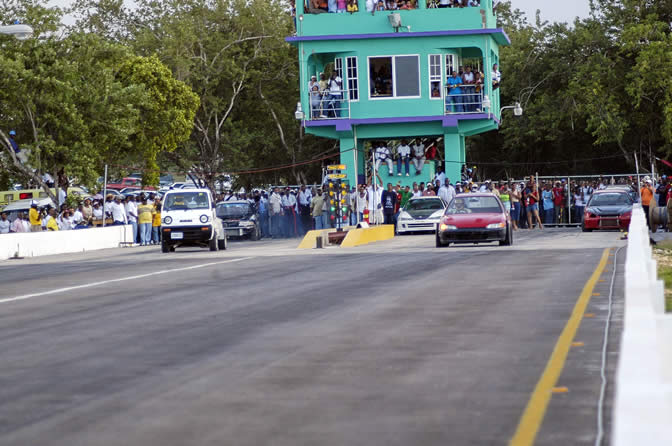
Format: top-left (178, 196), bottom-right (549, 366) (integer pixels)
top-left (589, 193), bottom-right (631, 206)
top-left (406, 199), bottom-right (444, 211)
top-left (163, 192), bottom-right (210, 211)
top-left (446, 196), bottom-right (501, 214)
top-left (217, 203), bottom-right (251, 218)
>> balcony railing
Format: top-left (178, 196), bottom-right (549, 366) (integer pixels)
top-left (307, 90), bottom-right (351, 120)
top-left (444, 85), bottom-right (484, 115)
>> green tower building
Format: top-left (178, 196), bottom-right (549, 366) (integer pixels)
top-left (287, 0), bottom-right (509, 187)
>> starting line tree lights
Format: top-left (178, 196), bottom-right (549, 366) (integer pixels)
top-left (327, 179), bottom-right (349, 230)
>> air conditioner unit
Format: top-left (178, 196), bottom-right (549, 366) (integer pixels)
top-left (388, 13), bottom-right (402, 29)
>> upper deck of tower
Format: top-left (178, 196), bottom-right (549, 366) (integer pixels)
top-left (291, 0), bottom-right (507, 44)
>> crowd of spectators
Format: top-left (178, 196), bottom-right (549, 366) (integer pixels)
top-left (308, 73), bottom-right (344, 119)
top-left (0, 193), bottom-right (162, 246)
top-left (0, 172), bottom-right (652, 240)
top-left (445, 63), bottom-right (500, 113)
top-left (304, 0), bottom-right (480, 13)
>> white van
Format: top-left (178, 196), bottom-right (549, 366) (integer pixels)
top-left (160, 189), bottom-right (227, 252)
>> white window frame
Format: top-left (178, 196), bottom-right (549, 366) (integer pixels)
top-left (367, 54), bottom-right (422, 100)
top-left (428, 54), bottom-right (442, 101)
top-left (334, 57), bottom-right (343, 81)
top-left (445, 54), bottom-right (456, 78)
top-left (346, 56), bottom-right (359, 102)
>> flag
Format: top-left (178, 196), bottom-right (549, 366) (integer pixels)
top-left (656, 157), bottom-right (672, 169)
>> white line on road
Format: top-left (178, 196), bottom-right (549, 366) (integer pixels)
top-left (0, 256), bottom-right (254, 305)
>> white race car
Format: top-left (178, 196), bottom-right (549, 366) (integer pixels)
top-left (396, 196), bottom-right (447, 234)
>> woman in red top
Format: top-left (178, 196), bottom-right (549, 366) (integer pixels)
top-left (526, 182), bottom-right (543, 230)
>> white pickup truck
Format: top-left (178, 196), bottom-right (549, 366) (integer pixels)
top-left (160, 189), bottom-right (227, 252)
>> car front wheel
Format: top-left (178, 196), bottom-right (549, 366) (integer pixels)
top-left (499, 226), bottom-right (513, 246)
top-left (209, 238), bottom-right (218, 251)
top-left (436, 232), bottom-right (449, 248)
top-left (161, 241), bottom-right (170, 253)
top-left (250, 224), bottom-right (260, 241)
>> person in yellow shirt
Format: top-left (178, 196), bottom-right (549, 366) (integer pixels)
top-left (152, 200), bottom-right (162, 244)
top-left (29, 202), bottom-right (42, 232)
top-left (46, 208), bottom-right (59, 231)
top-left (137, 196), bottom-right (154, 246)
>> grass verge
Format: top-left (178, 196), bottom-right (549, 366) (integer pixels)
top-left (653, 240), bottom-right (672, 312)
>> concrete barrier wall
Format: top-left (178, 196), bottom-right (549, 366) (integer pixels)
top-left (0, 225), bottom-right (133, 260)
top-left (613, 204), bottom-right (672, 445)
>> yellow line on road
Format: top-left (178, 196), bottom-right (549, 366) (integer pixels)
top-left (509, 248), bottom-right (610, 446)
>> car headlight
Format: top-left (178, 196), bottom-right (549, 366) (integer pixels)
top-left (240, 220), bottom-right (254, 227)
top-left (486, 222), bottom-right (506, 229)
top-left (430, 211), bottom-right (443, 219)
top-left (163, 216), bottom-right (172, 225)
top-left (399, 212), bottom-right (413, 221)
top-left (200, 214), bottom-right (209, 223)
top-left (440, 224), bottom-right (458, 231)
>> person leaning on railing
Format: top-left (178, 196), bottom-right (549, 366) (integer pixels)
top-left (445, 71), bottom-right (464, 113)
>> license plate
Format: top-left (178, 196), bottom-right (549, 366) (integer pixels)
top-left (171, 232), bottom-right (183, 240)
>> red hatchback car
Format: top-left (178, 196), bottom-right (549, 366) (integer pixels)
top-left (582, 189), bottom-right (633, 232)
top-left (436, 193), bottom-right (513, 247)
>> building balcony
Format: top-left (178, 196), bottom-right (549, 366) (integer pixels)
top-left (294, 0), bottom-right (497, 39)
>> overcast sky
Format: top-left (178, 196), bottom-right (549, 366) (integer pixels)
top-left (48, 0), bottom-right (591, 26)
top-left (512, 0), bottom-right (591, 24)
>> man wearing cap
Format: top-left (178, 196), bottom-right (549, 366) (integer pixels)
top-left (29, 202), bottom-right (42, 232)
top-left (308, 75), bottom-right (318, 92)
top-left (641, 179), bottom-right (654, 229)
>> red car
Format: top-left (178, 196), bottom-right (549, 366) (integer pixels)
top-left (582, 189), bottom-right (633, 232)
top-left (436, 193), bottom-right (513, 247)
top-left (106, 177), bottom-right (156, 192)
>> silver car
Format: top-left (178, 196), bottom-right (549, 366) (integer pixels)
top-left (396, 196), bottom-right (447, 234)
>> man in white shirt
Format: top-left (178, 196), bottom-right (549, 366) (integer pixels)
top-left (438, 179), bottom-right (456, 205)
top-left (411, 139), bottom-right (426, 175)
top-left (111, 197), bottom-right (128, 225)
top-left (355, 187), bottom-right (368, 222)
top-left (57, 211), bottom-right (71, 231)
top-left (462, 66), bottom-right (475, 111)
top-left (396, 140), bottom-right (411, 177)
top-left (125, 196), bottom-right (138, 242)
top-left (492, 63), bottom-right (501, 90)
top-left (92, 202), bottom-right (103, 221)
top-left (11, 213), bottom-right (27, 233)
top-left (328, 73), bottom-right (343, 118)
top-left (434, 169), bottom-right (446, 185)
top-left (71, 206), bottom-right (83, 227)
top-left (374, 142), bottom-right (394, 176)
top-left (104, 195), bottom-right (114, 219)
top-left (479, 180), bottom-right (490, 193)
top-left (298, 185), bottom-right (311, 235)
top-left (57, 185), bottom-right (67, 209)
top-left (0, 213), bottom-right (10, 234)
top-left (285, 189), bottom-right (298, 237)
